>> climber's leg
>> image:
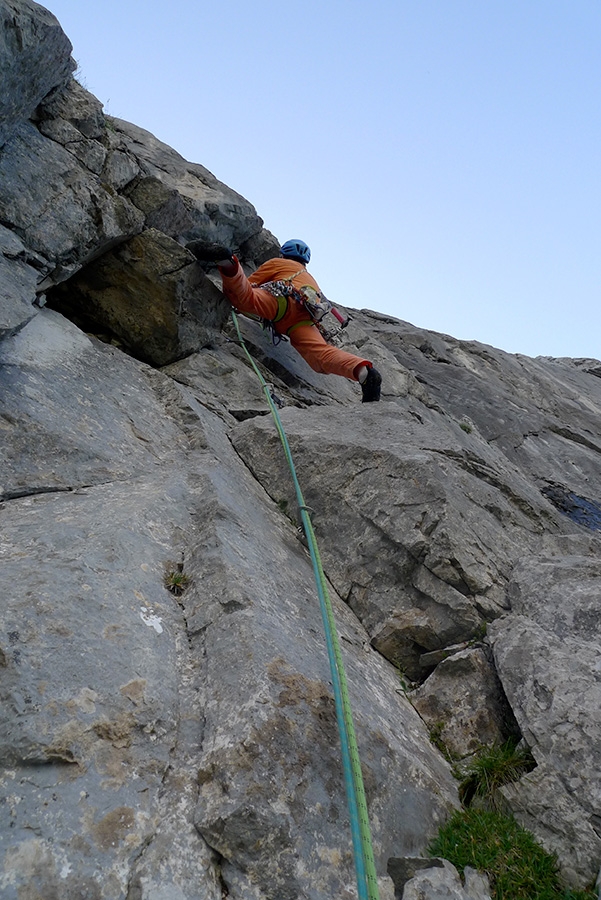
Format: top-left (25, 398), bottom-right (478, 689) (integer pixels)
top-left (288, 324), bottom-right (371, 381)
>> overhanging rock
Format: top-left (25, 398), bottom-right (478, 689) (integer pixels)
top-left (47, 228), bottom-right (231, 365)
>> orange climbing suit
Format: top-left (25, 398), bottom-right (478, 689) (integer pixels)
top-left (221, 257), bottom-right (371, 381)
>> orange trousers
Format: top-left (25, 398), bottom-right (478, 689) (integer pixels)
top-left (221, 264), bottom-right (370, 381)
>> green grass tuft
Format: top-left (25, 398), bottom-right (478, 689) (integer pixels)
top-left (163, 565), bottom-right (190, 596)
top-left (429, 808), bottom-right (595, 900)
top-left (458, 740), bottom-right (535, 809)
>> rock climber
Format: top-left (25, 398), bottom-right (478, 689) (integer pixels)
top-left (186, 238), bottom-right (382, 402)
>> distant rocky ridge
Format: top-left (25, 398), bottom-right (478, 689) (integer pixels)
top-left (1, 3), bottom-right (601, 899)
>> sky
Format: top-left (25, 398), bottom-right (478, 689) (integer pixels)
top-left (46, 0), bottom-right (600, 359)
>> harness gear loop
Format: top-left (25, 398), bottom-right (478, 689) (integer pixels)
top-left (259, 268), bottom-right (346, 344)
top-left (231, 310), bottom-right (381, 900)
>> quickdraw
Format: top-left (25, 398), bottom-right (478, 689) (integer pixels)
top-left (259, 270), bottom-right (349, 347)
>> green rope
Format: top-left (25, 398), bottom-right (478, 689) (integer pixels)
top-left (230, 312), bottom-right (380, 900)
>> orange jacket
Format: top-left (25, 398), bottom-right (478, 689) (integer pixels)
top-left (248, 258), bottom-right (321, 293)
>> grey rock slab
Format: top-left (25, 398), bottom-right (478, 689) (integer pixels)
top-left (0, 478), bottom-right (185, 766)
top-left (400, 860), bottom-right (492, 900)
top-left (35, 79), bottom-right (109, 174)
top-left (0, 0), bottom-right (75, 147)
top-left (367, 316), bottom-right (601, 511)
top-left (230, 402), bottom-right (562, 665)
top-left (500, 763), bottom-right (601, 890)
top-left (490, 614), bottom-right (601, 886)
top-left (164, 343), bottom-right (276, 423)
top-left (410, 646), bottom-right (517, 758)
top-left (0, 251), bottom-right (38, 338)
top-left (0, 473), bottom-right (227, 899)
top-left (0, 121), bottom-right (144, 283)
top-left (506, 553), bottom-right (601, 643)
top-left (418, 641), bottom-right (471, 669)
top-left (102, 147), bottom-right (141, 192)
top-left (0, 307), bottom-right (460, 898)
top-left (0, 220), bottom-right (48, 271)
top-left (556, 356), bottom-right (601, 379)
top-left (0, 475), bottom-right (208, 898)
top-left (388, 856), bottom-right (447, 897)
top-left (39, 115), bottom-right (108, 173)
top-left (126, 175), bottom-right (195, 238)
top-left (112, 117), bottom-right (265, 249)
top-left (0, 312), bottom-right (233, 897)
top-left (36, 76), bottom-right (106, 140)
top-left (371, 608), bottom-right (442, 682)
top-left (0, 309), bottom-right (190, 499)
top-left (190, 514), bottom-right (459, 898)
top-left (165, 406), bottom-right (461, 898)
top-left (462, 869), bottom-right (493, 900)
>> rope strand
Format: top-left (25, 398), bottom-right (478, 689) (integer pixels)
top-left (231, 312), bottom-right (380, 900)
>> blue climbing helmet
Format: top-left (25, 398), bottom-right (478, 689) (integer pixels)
top-left (280, 239), bottom-right (311, 265)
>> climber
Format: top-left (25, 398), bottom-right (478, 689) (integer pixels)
top-left (186, 238), bottom-right (382, 402)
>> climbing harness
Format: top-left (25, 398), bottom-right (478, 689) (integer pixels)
top-left (231, 311), bottom-right (380, 900)
top-left (259, 270), bottom-right (350, 347)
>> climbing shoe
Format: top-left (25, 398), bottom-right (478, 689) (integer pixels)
top-left (185, 240), bottom-right (234, 263)
top-left (361, 367), bottom-right (382, 403)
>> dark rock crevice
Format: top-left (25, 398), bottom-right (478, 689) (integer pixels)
top-left (549, 424), bottom-right (601, 456)
top-left (0, 480), bottom-right (116, 503)
top-left (541, 483), bottom-right (601, 532)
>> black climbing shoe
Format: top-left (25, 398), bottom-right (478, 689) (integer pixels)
top-left (185, 240), bottom-right (234, 263)
top-left (361, 367), bottom-right (382, 403)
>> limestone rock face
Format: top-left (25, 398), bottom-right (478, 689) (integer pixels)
top-left (402, 862), bottom-right (492, 900)
top-left (0, 0), bottom-right (275, 351)
top-left (366, 316), bottom-right (601, 511)
top-left (409, 646), bottom-right (517, 758)
top-left (388, 858), bottom-right (492, 900)
top-left (490, 542), bottom-right (601, 887)
top-left (2, 3), bottom-right (601, 896)
top-left (0, 225), bottom-right (41, 338)
top-left (229, 393), bottom-right (560, 668)
top-left (0, 0), bottom-right (75, 148)
top-left (0, 311), bottom-right (458, 900)
top-left (49, 228), bottom-right (231, 365)
top-left (0, 120), bottom-right (144, 275)
top-left (113, 117), bottom-right (271, 256)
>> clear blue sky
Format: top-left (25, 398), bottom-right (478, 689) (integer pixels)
top-left (47, 0), bottom-right (600, 359)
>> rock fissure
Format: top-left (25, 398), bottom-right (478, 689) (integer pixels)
top-left (426, 445), bottom-right (553, 528)
top-left (123, 832), bottom-right (157, 900)
top-left (549, 424), bottom-right (601, 456)
top-left (0, 481), bottom-right (113, 502)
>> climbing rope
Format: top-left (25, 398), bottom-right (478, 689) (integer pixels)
top-left (230, 312), bottom-right (380, 900)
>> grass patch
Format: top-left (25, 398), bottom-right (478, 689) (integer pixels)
top-left (429, 808), bottom-right (595, 900)
top-left (164, 563), bottom-right (190, 596)
top-left (458, 740), bottom-right (535, 809)
top-left (429, 742), bottom-right (595, 899)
